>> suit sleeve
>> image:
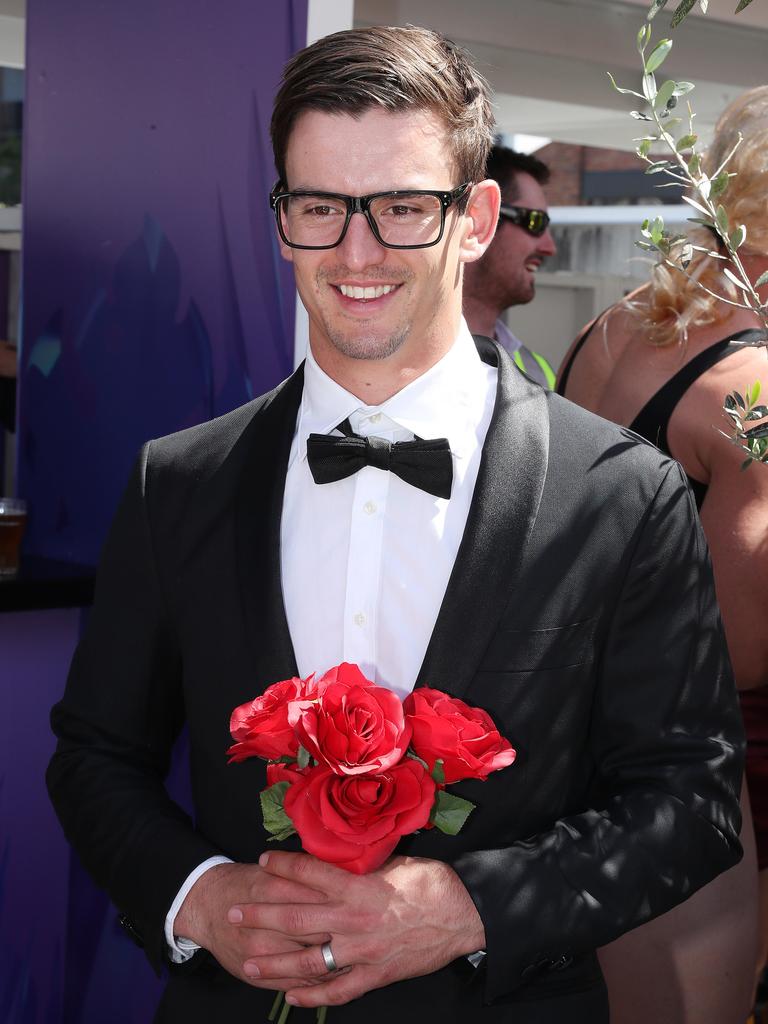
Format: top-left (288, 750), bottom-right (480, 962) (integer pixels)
top-left (46, 444), bottom-right (222, 973)
top-left (451, 460), bottom-right (745, 1002)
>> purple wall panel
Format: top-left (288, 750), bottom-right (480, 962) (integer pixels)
top-left (1, 609), bottom-right (79, 1023)
top-left (19, 0), bottom-right (307, 564)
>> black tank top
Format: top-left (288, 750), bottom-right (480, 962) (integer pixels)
top-left (557, 319), bottom-right (765, 509)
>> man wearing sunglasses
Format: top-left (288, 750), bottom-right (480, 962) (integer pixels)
top-left (464, 145), bottom-right (557, 388)
top-left (48, 24), bottom-right (743, 1024)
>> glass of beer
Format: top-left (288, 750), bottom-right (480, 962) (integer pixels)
top-left (0, 498), bottom-right (27, 576)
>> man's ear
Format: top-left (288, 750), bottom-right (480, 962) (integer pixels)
top-left (459, 179), bottom-right (500, 264)
top-left (278, 234), bottom-right (294, 263)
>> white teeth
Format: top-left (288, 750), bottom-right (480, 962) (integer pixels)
top-left (338, 284), bottom-right (396, 299)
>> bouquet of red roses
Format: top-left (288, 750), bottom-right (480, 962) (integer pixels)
top-left (227, 662), bottom-right (515, 873)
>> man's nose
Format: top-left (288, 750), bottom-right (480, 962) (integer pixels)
top-left (539, 227), bottom-right (557, 257)
top-left (335, 211), bottom-right (388, 269)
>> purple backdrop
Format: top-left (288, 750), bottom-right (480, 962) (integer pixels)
top-left (19, 0), bottom-right (306, 564)
top-left (6, 2), bottom-right (308, 1021)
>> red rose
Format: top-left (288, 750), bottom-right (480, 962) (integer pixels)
top-left (404, 687), bottom-right (516, 784)
top-left (227, 675), bottom-right (316, 763)
top-left (283, 760), bottom-right (436, 874)
top-left (289, 664), bottom-right (412, 775)
top-left (266, 761), bottom-right (309, 786)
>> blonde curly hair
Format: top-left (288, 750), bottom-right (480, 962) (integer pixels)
top-left (641, 85), bottom-right (768, 347)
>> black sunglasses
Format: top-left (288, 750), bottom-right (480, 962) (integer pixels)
top-left (498, 204), bottom-right (550, 238)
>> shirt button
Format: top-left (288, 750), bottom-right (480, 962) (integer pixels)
top-left (353, 612), bottom-right (366, 627)
top-left (369, 413), bottom-right (382, 424)
top-left (363, 500), bottom-right (377, 515)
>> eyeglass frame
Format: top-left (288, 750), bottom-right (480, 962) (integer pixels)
top-left (498, 203), bottom-right (551, 238)
top-left (269, 181), bottom-right (473, 251)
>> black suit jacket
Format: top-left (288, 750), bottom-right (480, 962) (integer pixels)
top-left (47, 339), bottom-right (744, 1022)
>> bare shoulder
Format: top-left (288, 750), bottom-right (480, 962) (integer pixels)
top-left (671, 337), bottom-right (768, 482)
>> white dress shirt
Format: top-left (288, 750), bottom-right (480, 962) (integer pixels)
top-left (165, 318), bottom-right (497, 959)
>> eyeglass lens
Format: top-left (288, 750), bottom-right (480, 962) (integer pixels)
top-left (276, 192), bottom-right (445, 248)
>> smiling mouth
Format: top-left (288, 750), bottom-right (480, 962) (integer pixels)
top-left (335, 283), bottom-right (400, 301)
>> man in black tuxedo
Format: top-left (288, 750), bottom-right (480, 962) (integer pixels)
top-left (47, 25), bottom-right (744, 1024)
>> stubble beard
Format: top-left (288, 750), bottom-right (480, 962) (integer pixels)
top-left (318, 265), bottom-right (414, 361)
top-left (325, 323), bottom-right (411, 361)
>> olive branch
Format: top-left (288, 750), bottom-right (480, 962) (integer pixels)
top-left (608, 7), bottom-right (768, 467)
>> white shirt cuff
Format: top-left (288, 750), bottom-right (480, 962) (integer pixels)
top-left (164, 855), bottom-right (233, 963)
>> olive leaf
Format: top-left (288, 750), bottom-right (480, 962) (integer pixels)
top-left (671, 0), bottom-right (698, 27)
top-left (654, 79), bottom-right (677, 110)
top-left (646, 0), bottom-right (669, 20)
top-left (735, 0), bottom-right (755, 12)
top-left (645, 39), bottom-right (673, 72)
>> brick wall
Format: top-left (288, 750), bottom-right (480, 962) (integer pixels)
top-left (535, 142), bottom-right (644, 205)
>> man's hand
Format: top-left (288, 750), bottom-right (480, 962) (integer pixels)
top-left (173, 861), bottom-right (332, 990)
top-left (228, 852), bottom-right (486, 1008)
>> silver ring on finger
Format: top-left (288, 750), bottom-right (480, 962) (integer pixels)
top-left (321, 940), bottom-right (338, 973)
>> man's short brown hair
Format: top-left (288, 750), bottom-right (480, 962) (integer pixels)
top-left (270, 26), bottom-right (495, 188)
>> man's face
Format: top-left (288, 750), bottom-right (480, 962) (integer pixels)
top-left (483, 172), bottom-right (556, 307)
top-left (279, 106), bottom-right (477, 369)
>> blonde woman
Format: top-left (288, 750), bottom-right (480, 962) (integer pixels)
top-left (558, 87), bottom-right (768, 1024)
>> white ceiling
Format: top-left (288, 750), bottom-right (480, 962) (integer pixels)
top-left (355, 0), bottom-right (768, 151)
top-left (1, 0), bottom-right (765, 151)
top-left (0, 0), bottom-right (24, 16)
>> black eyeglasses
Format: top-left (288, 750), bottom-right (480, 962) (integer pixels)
top-left (498, 204), bottom-right (551, 238)
top-left (269, 182), bottom-right (472, 250)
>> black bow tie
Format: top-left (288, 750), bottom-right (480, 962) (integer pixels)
top-left (306, 418), bottom-right (453, 499)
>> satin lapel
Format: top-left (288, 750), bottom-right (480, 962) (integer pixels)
top-left (416, 337), bottom-right (549, 696)
top-left (234, 366), bottom-right (304, 686)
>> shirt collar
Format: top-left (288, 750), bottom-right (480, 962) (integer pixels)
top-left (295, 319), bottom-right (489, 463)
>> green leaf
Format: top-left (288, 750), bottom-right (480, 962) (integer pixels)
top-left (735, 0), bottom-right (755, 12)
top-left (645, 39), bottom-right (673, 73)
top-left (637, 139), bottom-right (653, 158)
top-left (723, 266), bottom-right (749, 291)
top-left (710, 171), bottom-right (730, 197)
top-left (671, 0), bottom-right (697, 27)
top-left (745, 422), bottom-right (768, 440)
top-left (673, 81), bottom-right (695, 96)
top-left (642, 73), bottom-right (657, 102)
top-left (654, 79), bottom-right (676, 111)
top-left (646, 0), bottom-right (668, 21)
top-left (754, 270), bottom-right (768, 288)
top-left (650, 216), bottom-right (665, 244)
top-left (430, 790), bottom-right (475, 836)
top-left (606, 72), bottom-right (643, 98)
top-left (431, 759), bottom-right (446, 786)
top-left (635, 240), bottom-right (654, 250)
top-left (297, 744), bottom-right (310, 769)
top-left (687, 217), bottom-right (716, 229)
top-left (676, 133), bottom-right (697, 151)
top-left (630, 111), bottom-right (654, 121)
top-left (682, 194), bottom-right (710, 216)
top-left (749, 380), bottom-right (762, 405)
top-left (260, 782), bottom-right (296, 841)
top-left (644, 160), bottom-right (671, 174)
top-left (729, 224), bottom-right (746, 249)
top-left (687, 152), bottom-right (701, 174)
top-left (734, 391), bottom-right (746, 410)
top-left (716, 204), bottom-right (729, 235)
top-left (638, 21), bottom-right (655, 50)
